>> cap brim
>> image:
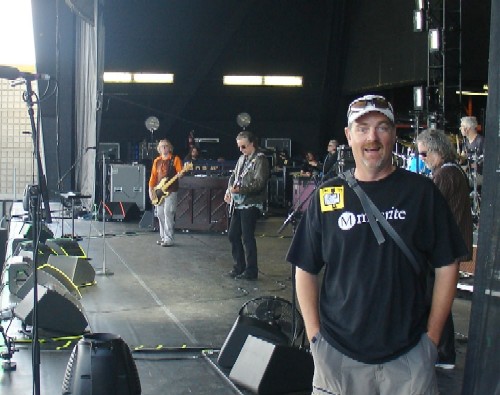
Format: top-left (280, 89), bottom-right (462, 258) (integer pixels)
top-left (348, 108), bottom-right (394, 125)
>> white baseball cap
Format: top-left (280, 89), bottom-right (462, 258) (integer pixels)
top-left (347, 95), bottom-right (394, 125)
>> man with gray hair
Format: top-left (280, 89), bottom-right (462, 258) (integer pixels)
top-left (417, 128), bottom-right (473, 370)
top-left (460, 116), bottom-right (484, 176)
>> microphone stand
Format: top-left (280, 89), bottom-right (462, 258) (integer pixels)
top-left (277, 176), bottom-right (318, 345)
top-left (96, 153), bottom-right (113, 276)
top-left (20, 76), bottom-right (43, 395)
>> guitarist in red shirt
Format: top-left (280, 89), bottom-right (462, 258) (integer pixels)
top-left (149, 139), bottom-right (183, 247)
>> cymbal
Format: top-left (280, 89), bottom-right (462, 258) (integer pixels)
top-left (396, 138), bottom-right (413, 148)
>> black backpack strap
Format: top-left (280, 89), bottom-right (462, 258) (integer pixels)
top-left (340, 170), bottom-right (421, 274)
top-left (339, 170), bottom-right (385, 245)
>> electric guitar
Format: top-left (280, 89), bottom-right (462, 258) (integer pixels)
top-left (228, 181), bottom-right (244, 218)
top-left (152, 162), bottom-right (193, 206)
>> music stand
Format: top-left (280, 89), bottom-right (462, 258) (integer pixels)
top-left (60, 192), bottom-right (91, 239)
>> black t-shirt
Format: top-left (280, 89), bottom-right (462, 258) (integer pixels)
top-left (464, 134), bottom-right (484, 174)
top-left (286, 168), bottom-right (467, 363)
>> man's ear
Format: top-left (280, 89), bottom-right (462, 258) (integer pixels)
top-left (344, 126), bottom-right (352, 147)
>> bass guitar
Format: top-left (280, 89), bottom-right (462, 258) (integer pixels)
top-left (152, 162), bottom-right (193, 206)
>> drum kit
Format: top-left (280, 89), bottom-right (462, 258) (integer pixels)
top-left (462, 149), bottom-right (483, 218)
top-left (393, 137), bottom-right (431, 176)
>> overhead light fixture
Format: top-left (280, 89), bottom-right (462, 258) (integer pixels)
top-left (455, 90), bottom-right (488, 96)
top-left (413, 10), bottom-right (424, 32)
top-left (223, 75), bottom-right (263, 86)
top-left (413, 86), bottom-right (424, 110)
top-left (263, 76), bottom-right (302, 87)
top-left (103, 72), bottom-right (174, 83)
top-left (133, 73), bottom-right (174, 83)
top-left (103, 72), bottom-right (132, 83)
top-left (429, 29), bottom-right (440, 52)
top-left (223, 75), bottom-right (303, 87)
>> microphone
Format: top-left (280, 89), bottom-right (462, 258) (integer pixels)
top-left (0, 65), bottom-right (51, 81)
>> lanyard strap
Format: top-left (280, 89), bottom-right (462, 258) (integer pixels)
top-left (340, 170), bottom-right (421, 274)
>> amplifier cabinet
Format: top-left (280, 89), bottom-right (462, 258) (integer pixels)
top-left (262, 138), bottom-right (292, 158)
top-left (109, 164), bottom-right (146, 211)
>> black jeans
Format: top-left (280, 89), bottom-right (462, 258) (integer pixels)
top-left (228, 207), bottom-right (260, 276)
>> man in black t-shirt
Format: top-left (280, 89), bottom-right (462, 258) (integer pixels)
top-left (286, 95), bottom-right (467, 395)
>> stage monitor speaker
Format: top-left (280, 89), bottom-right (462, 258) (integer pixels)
top-left (22, 223), bottom-right (54, 242)
top-left (14, 241), bottom-right (57, 265)
top-left (14, 284), bottom-right (88, 335)
top-left (15, 268), bottom-right (80, 300)
top-left (229, 335), bottom-right (314, 395)
top-left (217, 315), bottom-right (289, 369)
top-left (46, 255), bottom-right (95, 287)
top-left (6, 255), bottom-right (32, 295)
top-left (45, 238), bottom-right (86, 257)
top-left (100, 202), bottom-right (140, 222)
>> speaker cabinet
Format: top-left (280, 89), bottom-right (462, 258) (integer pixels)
top-left (110, 163), bottom-right (146, 211)
top-left (14, 241), bottom-right (57, 265)
top-left (62, 333), bottom-right (141, 395)
top-left (45, 238), bottom-right (86, 257)
top-left (229, 335), bottom-right (314, 395)
top-left (46, 255), bottom-right (95, 286)
top-left (7, 255), bottom-right (32, 295)
top-left (15, 269), bottom-right (80, 300)
top-left (217, 315), bottom-right (289, 369)
top-left (99, 202), bottom-right (140, 222)
top-left (22, 223), bottom-right (54, 242)
top-left (14, 284), bottom-right (88, 335)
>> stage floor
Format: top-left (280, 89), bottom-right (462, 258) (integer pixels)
top-left (0, 204), bottom-right (471, 394)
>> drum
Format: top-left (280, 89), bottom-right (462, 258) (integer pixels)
top-left (406, 155), bottom-right (431, 176)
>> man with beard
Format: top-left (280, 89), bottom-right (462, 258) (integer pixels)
top-left (286, 95), bottom-right (467, 395)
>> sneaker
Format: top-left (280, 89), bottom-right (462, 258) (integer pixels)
top-left (161, 241), bottom-right (173, 247)
top-left (225, 269), bottom-right (243, 278)
top-left (435, 363), bottom-right (455, 370)
top-left (235, 271), bottom-right (258, 281)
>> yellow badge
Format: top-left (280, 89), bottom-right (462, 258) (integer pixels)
top-left (319, 186), bottom-right (344, 212)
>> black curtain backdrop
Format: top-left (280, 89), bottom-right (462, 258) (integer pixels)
top-left (462, 0), bottom-right (500, 393)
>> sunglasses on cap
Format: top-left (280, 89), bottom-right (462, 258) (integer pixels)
top-left (347, 95), bottom-right (395, 124)
top-left (348, 96), bottom-right (393, 113)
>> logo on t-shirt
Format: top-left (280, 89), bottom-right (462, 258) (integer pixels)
top-left (338, 207), bottom-right (407, 231)
top-left (320, 186), bottom-right (344, 212)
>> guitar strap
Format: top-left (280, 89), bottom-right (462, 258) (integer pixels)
top-left (235, 153), bottom-right (261, 185)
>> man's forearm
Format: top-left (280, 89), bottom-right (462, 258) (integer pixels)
top-left (295, 267), bottom-right (321, 341)
top-left (427, 262), bottom-right (459, 345)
